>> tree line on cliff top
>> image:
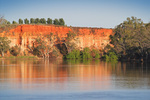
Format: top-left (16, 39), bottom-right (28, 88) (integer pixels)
top-left (1, 17), bottom-right (65, 26)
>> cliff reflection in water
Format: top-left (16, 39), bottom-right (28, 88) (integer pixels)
top-left (0, 59), bottom-right (150, 91)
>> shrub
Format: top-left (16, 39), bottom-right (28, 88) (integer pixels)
top-left (91, 49), bottom-right (100, 59)
top-left (103, 51), bottom-right (118, 61)
top-left (66, 49), bottom-right (81, 59)
top-left (10, 45), bottom-right (21, 56)
top-left (82, 47), bottom-right (92, 59)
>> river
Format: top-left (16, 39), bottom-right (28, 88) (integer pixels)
top-left (0, 59), bottom-right (150, 100)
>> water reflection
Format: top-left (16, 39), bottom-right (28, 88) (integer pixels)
top-left (0, 59), bottom-right (150, 91)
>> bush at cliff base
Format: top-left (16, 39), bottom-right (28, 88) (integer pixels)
top-left (65, 48), bottom-right (101, 59)
top-left (66, 49), bottom-right (80, 59)
top-left (102, 51), bottom-right (118, 62)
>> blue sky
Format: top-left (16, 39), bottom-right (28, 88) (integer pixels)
top-left (0, 0), bottom-right (150, 28)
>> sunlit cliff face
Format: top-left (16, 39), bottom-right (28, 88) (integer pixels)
top-left (0, 25), bottom-right (113, 54)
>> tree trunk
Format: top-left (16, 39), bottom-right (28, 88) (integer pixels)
top-left (1, 51), bottom-right (4, 57)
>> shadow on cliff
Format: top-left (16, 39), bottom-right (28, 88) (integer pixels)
top-left (55, 43), bottom-right (68, 56)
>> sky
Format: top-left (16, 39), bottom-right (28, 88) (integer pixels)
top-left (0, 0), bottom-right (150, 28)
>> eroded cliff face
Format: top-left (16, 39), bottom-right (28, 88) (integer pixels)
top-left (0, 25), bottom-right (113, 55)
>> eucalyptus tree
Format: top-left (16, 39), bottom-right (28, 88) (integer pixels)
top-left (0, 37), bottom-right (11, 57)
top-left (19, 18), bottom-right (23, 24)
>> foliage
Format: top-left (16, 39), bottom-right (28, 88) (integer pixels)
top-left (40, 18), bottom-right (46, 24)
top-left (53, 18), bottom-right (59, 25)
top-left (30, 18), bottom-right (35, 24)
top-left (33, 34), bottom-right (55, 58)
top-left (51, 48), bottom-right (60, 58)
top-left (0, 37), bottom-right (11, 57)
top-left (24, 18), bottom-right (29, 24)
top-left (33, 37), bottom-right (48, 58)
top-left (103, 51), bottom-right (118, 62)
top-left (66, 49), bottom-right (81, 59)
top-left (59, 18), bottom-right (65, 26)
top-left (7, 21), bottom-right (11, 24)
top-left (34, 18), bottom-right (40, 24)
top-left (47, 18), bottom-right (52, 24)
top-left (4, 17), bottom-right (66, 25)
top-left (19, 18), bottom-right (23, 24)
top-left (12, 21), bottom-right (17, 24)
top-left (82, 47), bottom-right (92, 59)
top-left (91, 49), bottom-right (100, 59)
top-left (10, 45), bottom-right (21, 56)
top-left (110, 16), bottom-right (150, 60)
top-left (66, 31), bottom-right (77, 40)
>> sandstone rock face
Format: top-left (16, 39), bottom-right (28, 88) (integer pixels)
top-left (0, 25), bottom-right (113, 53)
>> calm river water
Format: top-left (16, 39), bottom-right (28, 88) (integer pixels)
top-left (0, 59), bottom-right (150, 100)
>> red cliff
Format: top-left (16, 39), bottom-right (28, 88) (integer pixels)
top-left (0, 25), bottom-right (113, 54)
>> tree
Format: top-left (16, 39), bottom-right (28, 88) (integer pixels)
top-left (0, 37), bottom-right (11, 57)
top-left (0, 16), bottom-right (7, 24)
top-left (53, 18), bottom-right (59, 25)
top-left (12, 21), bottom-right (17, 24)
top-left (82, 47), bottom-right (92, 59)
top-left (59, 18), bottom-right (65, 26)
top-left (10, 45), bottom-right (21, 56)
top-left (110, 16), bottom-right (150, 60)
top-left (40, 18), bottom-right (46, 24)
top-left (35, 18), bottom-right (40, 24)
top-left (0, 15), bottom-right (4, 24)
top-left (19, 18), bottom-right (23, 24)
top-left (24, 18), bottom-right (29, 24)
top-left (7, 21), bottom-right (11, 24)
top-left (33, 34), bottom-right (55, 58)
top-left (47, 18), bottom-right (52, 24)
top-left (30, 18), bottom-right (35, 24)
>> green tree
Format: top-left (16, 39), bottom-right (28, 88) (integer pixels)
top-left (91, 49), bottom-right (100, 59)
top-left (24, 18), bottom-right (29, 24)
top-left (0, 37), bottom-right (11, 57)
top-left (12, 21), bottom-right (17, 24)
top-left (30, 18), bottom-right (35, 24)
top-left (82, 47), bottom-right (92, 59)
top-left (35, 18), bottom-right (40, 24)
top-left (40, 18), bottom-right (46, 24)
top-left (7, 21), bottom-right (11, 24)
top-left (53, 18), bottom-right (59, 25)
top-left (103, 51), bottom-right (118, 62)
top-left (47, 18), bottom-right (52, 24)
top-left (66, 49), bottom-right (81, 59)
top-left (110, 16), bottom-right (150, 60)
top-left (19, 18), bottom-right (23, 24)
top-left (59, 18), bottom-right (65, 26)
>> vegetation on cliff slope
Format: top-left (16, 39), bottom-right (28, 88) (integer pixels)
top-left (0, 16), bottom-right (150, 61)
top-left (0, 37), bottom-right (11, 57)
